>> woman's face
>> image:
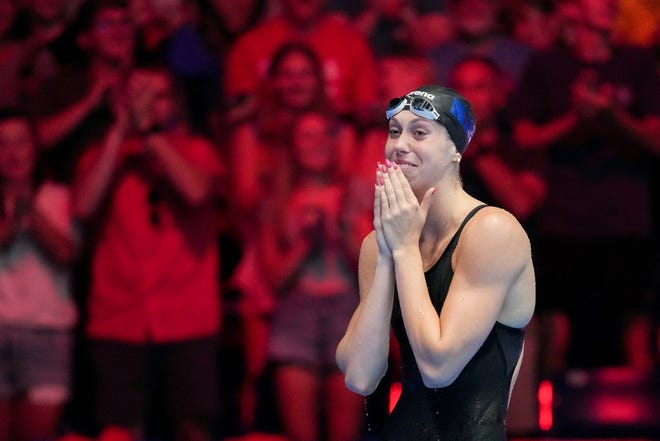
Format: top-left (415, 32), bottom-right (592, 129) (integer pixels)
top-left (0, 118), bottom-right (36, 183)
top-left (272, 51), bottom-right (322, 110)
top-left (385, 111), bottom-right (457, 192)
top-left (292, 113), bottom-right (334, 175)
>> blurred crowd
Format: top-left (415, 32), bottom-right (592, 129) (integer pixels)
top-left (0, 0), bottom-right (658, 441)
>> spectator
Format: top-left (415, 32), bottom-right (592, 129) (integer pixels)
top-left (73, 65), bottom-right (224, 441)
top-left (259, 110), bottom-right (369, 441)
top-left (134, 0), bottom-right (220, 136)
top-left (30, 0), bottom-right (135, 183)
top-left (510, 0), bottom-right (660, 373)
top-left (449, 55), bottom-right (546, 223)
top-left (0, 108), bottom-right (79, 441)
top-left (350, 0), bottom-right (454, 57)
top-left (14, 0), bottom-right (80, 97)
top-left (427, 0), bottom-right (532, 94)
top-left (196, 0), bottom-right (272, 141)
top-left (196, 0), bottom-right (271, 55)
top-left (224, 0), bottom-right (379, 126)
top-left (504, 0), bottom-right (565, 50)
top-left (227, 41), bottom-right (360, 431)
top-left (230, 41), bottom-right (357, 213)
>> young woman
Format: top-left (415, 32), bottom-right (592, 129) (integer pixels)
top-left (0, 109), bottom-right (78, 441)
top-left (259, 110), bottom-right (369, 441)
top-left (336, 85), bottom-right (535, 440)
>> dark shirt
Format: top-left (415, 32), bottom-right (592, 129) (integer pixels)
top-left (427, 37), bottom-right (532, 89)
top-left (509, 44), bottom-right (660, 238)
top-left (29, 67), bottom-right (113, 183)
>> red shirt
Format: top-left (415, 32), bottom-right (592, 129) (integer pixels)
top-left (225, 15), bottom-right (378, 117)
top-left (79, 134), bottom-right (223, 343)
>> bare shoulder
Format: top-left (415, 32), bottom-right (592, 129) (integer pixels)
top-left (456, 206), bottom-right (532, 273)
top-left (456, 206), bottom-right (535, 326)
top-left (464, 206), bottom-right (530, 248)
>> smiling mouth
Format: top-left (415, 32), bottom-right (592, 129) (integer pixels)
top-left (395, 161), bottom-right (416, 169)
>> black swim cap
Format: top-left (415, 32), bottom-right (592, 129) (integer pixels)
top-left (386, 85), bottom-right (476, 153)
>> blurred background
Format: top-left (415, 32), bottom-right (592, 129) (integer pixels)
top-left (0, 1), bottom-right (658, 441)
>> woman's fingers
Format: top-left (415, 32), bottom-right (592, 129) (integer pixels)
top-left (374, 174), bottom-right (382, 227)
top-left (382, 160), bottom-right (416, 209)
top-left (391, 163), bottom-right (417, 204)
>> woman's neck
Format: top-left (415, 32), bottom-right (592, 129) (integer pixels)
top-left (423, 185), bottom-right (476, 238)
top-left (418, 186), bottom-right (478, 268)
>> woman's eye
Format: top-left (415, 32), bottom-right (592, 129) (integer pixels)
top-left (388, 128), bottom-right (401, 136)
top-left (413, 129), bottom-right (427, 137)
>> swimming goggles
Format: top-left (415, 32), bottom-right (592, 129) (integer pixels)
top-left (386, 95), bottom-right (441, 121)
top-left (385, 91), bottom-right (476, 153)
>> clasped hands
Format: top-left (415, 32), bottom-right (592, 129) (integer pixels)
top-left (374, 159), bottom-right (436, 258)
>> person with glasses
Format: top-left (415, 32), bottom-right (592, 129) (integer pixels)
top-left (336, 85), bottom-right (535, 440)
top-left (28, 0), bottom-right (135, 183)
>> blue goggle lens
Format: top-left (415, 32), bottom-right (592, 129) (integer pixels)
top-left (386, 96), bottom-right (440, 121)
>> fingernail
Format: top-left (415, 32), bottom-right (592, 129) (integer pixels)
top-left (380, 176), bottom-right (385, 185)
top-left (385, 159), bottom-right (392, 168)
top-left (432, 187), bottom-right (437, 195)
top-left (392, 162), bottom-right (398, 169)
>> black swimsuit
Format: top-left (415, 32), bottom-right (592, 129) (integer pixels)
top-left (382, 205), bottom-right (524, 441)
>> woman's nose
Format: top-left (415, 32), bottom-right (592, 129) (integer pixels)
top-left (391, 134), bottom-right (411, 154)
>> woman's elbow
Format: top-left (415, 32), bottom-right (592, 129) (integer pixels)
top-left (419, 363), bottom-right (460, 389)
top-left (338, 354), bottom-right (387, 396)
top-left (343, 369), bottom-right (383, 396)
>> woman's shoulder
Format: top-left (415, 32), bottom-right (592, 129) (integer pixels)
top-left (467, 205), bottom-right (527, 234)
top-left (458, 205), bottom-right (531, 263)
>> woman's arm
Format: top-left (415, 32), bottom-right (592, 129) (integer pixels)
top-left (393, 209), bottom-right (531, 388)
top-left (336, 232), bottom-right (395, 396)
top-left (337, 172), bottom-right (400, 395)
top-left (28, 203), bottom-right (78, 264)
top-left (380, 164), bottom-right (533, 388)
top-left (258, 205), bottom-right (314, 292)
